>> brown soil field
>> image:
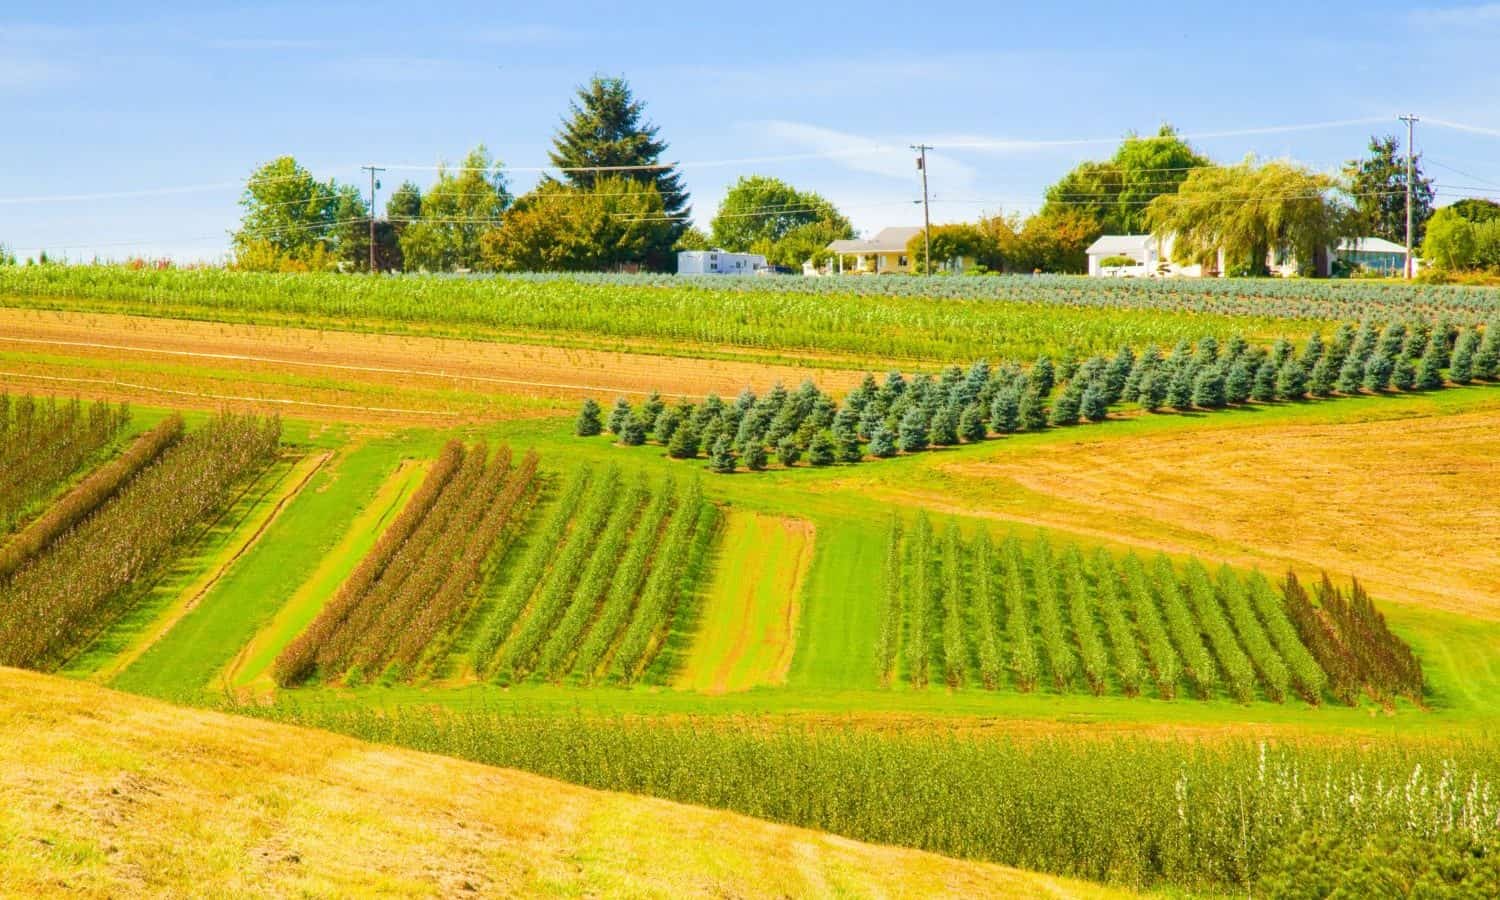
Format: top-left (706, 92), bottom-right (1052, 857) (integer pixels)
top-left (947, 407), bottom-right (1500, 619)
top-left (0, 668), bottom-right (1122, 898)
top-left (0, 308), bottom-right (867, 423)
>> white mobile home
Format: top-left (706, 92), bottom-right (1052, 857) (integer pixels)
top-left (677, 249), bottom-right (767, 275)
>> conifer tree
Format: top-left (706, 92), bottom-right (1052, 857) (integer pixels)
top-left (1416, 330), bottom-right (1447, 390)
top-left (1191, 366), bottom-right (1226, 408)
top-left (808, 430), bottom-right (837, 466)
top-left (1103, 346), bottom-right (1134, 403)
top-left (620, 414), bottom-right (647, 445)
top-left (607, 397), bottom-right (633, 434)
top-left (1195, 335), bottom-right (1219, 365)
top-left (1309, 354), bottom-right (1337, 397)
top-left (776, 435), bottom-right (802, 467)
top-left (1276, 359), bottom-right (1308, 400)
top-left (958, 403), bottom-right (987, 442)
top-left (1166, 364), bottom-right (1194, 410)
top-left (667, 423), bottom-right (700, 459)
top-left (1137, 371), bottom-right (1165, 411)
top-left (1362, 352), bottom-right (1394, 391)
top-left (898, 407), bottom-right (930, 452)
top-left (1018, 387), bottom-right (1048, 431)
top-left (1270, 337), bottom-right (1293, 368)
top-left (836, 430), bottom-right (864, 463)
top-left (1225, 359), bottom-right (1254, 404)
top-left (1391, 354), bottom-right (1417, 390)
top-left (1080, 383), bottom-right (1109, 421)
top-left (708, 434), bottom-right (737, 473)
top-left (1225, 334), bottom-right (1249, 364)
top-left (548, 75), bottom-right (688, 267)
top-left (1049, 385), bottom-right (1082, 426)
top-left (744, 441), bottom-right (768, 471)
top-left (1251, 359), bottom-right (1278, 402)
top-left (1335, 348), bottom-right (1366, 394)
top-left (929, 405), bottom-right (960, 446)
top-left (1032, 356), bottom-right (1055, 396)
top-left (868, 424), bottom-right (898, 458)
top-left (575, 398), bottom-right (603, 436)
top-left (1474, 321), bottom-right (1500, 380)
top-left (1404, 319), bottom-right (1430, 360)
top-left (652, 407), bottom-right (681, 444)
top-left (639, 391), bottom-right (665, 434)
top-left (1376, 321), bottom-right (1406, 359)
top-left (990, 389), bottom-right (1021, 433)
top-left (1449, 328), bottom-right (1478, 385)
top-left (1299, 332), bottom-right (1325, 371)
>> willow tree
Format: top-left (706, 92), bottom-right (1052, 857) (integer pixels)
top-left (1146, 158), bottom-right (1354, 276)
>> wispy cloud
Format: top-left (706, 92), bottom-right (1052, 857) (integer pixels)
top-left (1410, 3), bottom-right (1500, 25)
top-left (761, 121), bottom-right (975, 183)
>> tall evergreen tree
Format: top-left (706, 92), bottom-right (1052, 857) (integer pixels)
top-left (607, 398), bottom-right (633, 434)
top-left (708, 434), bottom-right (737, 473)
top-left (1362, 352), bottom-right (1394, 392)
top-left (548, 76), bottom-right (689, 268)
top-left (1276, 359), bottom-right (1308, 400)
top-left (989, 389), bottom-right (1021, 434)
top-left (1191, 366), bottom-right (1227, 408)
top-left (867, 423), bottom-right (898, 458)
top-left (1225, 359), bottom-right (1254, 404)
top-left (1018, 387), bottom-right (1048, 430)
top-left (1343, 135), bottom-right (1435, 246)
top-left (1080, 383), bottom-right (1110, 421)
top-left (807, 430), bottom-right (837, 466)
top-left (1416, 330), bottom-right (1447, 390)
top-left (898, 407), bottom-right (930, 452)
top-left (1251, 360), bottom-right (1278, 402)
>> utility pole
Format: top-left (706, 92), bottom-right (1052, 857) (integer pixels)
top-left (1398, 114), bottom-right (1418, 279)
top-left (912, 144), bottom-right (932, 275)
top-left (362, 165), bottom-right (386, 273)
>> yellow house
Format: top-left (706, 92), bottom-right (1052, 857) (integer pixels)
top-left (827, 226), bottom-right (923, 274)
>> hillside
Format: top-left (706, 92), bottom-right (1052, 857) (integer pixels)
top-left (0, 668), bottom-right (1122, 898)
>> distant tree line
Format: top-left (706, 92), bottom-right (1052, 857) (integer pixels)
top-left (231, 77), bottom-right (689, 273)
top-left (579, 316), bottom-right (1498, 473)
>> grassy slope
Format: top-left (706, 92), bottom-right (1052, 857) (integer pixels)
top-left (0, 667), bottom-right (1123, 899)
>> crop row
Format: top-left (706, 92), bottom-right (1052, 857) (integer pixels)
top-left (275, 441), bottom-right (539, 686)
top-left (0, 412), bottom-right (279, 670)
top-left (0, 393), bottom-right (131, 532)
top-left (245, 700), bottom-right (1500, 895)
top-left (476, 469), bottom-right (718, 686)
top-left (0, 415), bottom-right (182, 581)
top-left (882, 518), bottom-right (1413, 705)
top-left (583, 317), bottom-right (1497, 472)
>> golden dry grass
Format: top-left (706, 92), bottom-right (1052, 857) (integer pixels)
top-left (947, 405), bottom-right (1500, 619)
top-left (0, 668), bottom-right (1124, 898)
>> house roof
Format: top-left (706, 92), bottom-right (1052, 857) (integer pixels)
top-left (1085, 234), bottom-right (1154, 257)
top-left (1338, 236), bottom-right (1407, 254)
top-left (828, 226), bottom-right (924, 254)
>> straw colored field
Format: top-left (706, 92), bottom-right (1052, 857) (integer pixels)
top-left (676, 513), bottom-right (813, 693)
top-left (949, 400), bottom-right (1500, 619)
top-left (0, 667), bottom-right (1121, 899)
top-left (0, 308), bottom-right (868, 422)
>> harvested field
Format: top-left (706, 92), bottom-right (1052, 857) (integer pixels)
top-left (950, 405), bottom-right (1500, 618)
top-left (0, 308), bottom-right (869, 422)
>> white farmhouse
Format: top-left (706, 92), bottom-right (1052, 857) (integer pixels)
top-left (1085, 234), bottom-right (1215, 277)
top-left (677, 249), bottom-right (767, 275)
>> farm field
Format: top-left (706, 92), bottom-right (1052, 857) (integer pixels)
top-left (4, 271), bottom-right (1500, 895)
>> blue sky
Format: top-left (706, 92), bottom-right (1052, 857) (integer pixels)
top-left (3, 1), bottom-right (1500, 261)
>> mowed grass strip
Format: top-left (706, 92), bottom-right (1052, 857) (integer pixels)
top-left (676, 512), bottom-right (814, 694)
top-left (110, 438), bottom-right (414, 697)
top-left (226, 456), bottom-right (430, 692)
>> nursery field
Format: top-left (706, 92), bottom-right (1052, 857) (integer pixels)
top-left (4, 271), bottom-right (1500, 896)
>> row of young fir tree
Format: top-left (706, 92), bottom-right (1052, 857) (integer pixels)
top-left (576, 317), bottom-right (1498, 472)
